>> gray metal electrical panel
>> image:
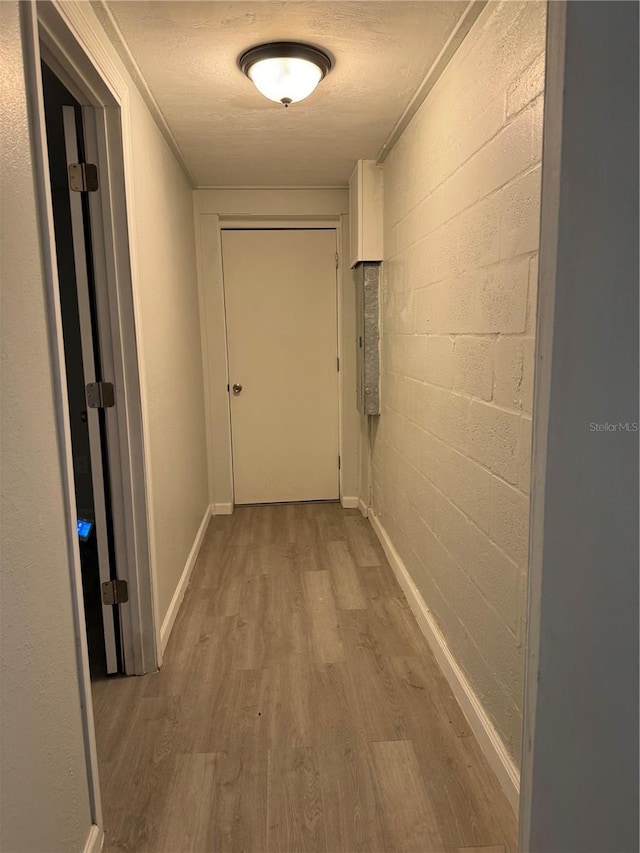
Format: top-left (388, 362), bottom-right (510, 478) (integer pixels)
top-left (354, 261), bottom-right (380, 415)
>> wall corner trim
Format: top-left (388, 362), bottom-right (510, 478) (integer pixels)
top-left (368, 510), bottom-right (520, 812)
top-left (376, 0), bottom-right (488, 163)
top-left (358, 498), bottom-right (369, 518)
top-left (83, 825), bottom-right (104, 853)
top-left (159, 505), bottom-right (212, 654)
top-left (212, 503), bottom-right (234, 516)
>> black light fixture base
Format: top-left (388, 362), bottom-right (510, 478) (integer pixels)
top-left (238, 41), bottom-right (333, 80)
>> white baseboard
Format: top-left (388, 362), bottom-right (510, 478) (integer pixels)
top-left (358, 498), bottom-right (369, 518)
top-left (369, 510), bottom-right (520, 813)
top-left (212, 502), bottom-right (233, 516)
top-left (160, 505), bottom-right (212, 654)
top-left (83, 825), bottom-right (104, 853)
top-left (340, 496), bottom-right (359, 509)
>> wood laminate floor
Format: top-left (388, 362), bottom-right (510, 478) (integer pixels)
top-left (93, 502), bottom-right (517, 853)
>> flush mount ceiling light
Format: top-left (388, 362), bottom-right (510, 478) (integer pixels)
top-left (238, 42), bottom-right (332, 107)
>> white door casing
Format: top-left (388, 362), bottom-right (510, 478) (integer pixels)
top-left (222, 229), bottom-right (339, 504)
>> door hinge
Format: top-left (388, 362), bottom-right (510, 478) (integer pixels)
top-left (102, 579), bottom-right (129, 605)
top-left (338, 455), bottom-right (341, 470)
top-left (337, 357), bottom-right (340, 372)
top-left (335, 252), bottom-right (339, 270)
top-left (86, 381), bottom-right (115, 409)
top-left (69, 162), bottom-right (99, 192)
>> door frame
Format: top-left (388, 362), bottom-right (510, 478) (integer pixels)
top-left (21, 0), bottom-right (159, 832)
top-left (198, 214), bottom-right (350, 512)
top-left (32, 1), bottom-right (158, 675)
top-left (59, 100), bottom-right (120, 673)
top-left (221, 225), bottom-right (341, 505)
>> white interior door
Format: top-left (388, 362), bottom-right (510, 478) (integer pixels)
top-left (222, 229), bottom-right (339, 504)
top-left (63, 106), bottom-right (119, 673)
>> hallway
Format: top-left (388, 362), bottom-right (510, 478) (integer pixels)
top-left (93, 503), bottom-right (516, 852)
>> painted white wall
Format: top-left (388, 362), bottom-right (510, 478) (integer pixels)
top-left (0, 3), bottom-right (93, 849)
top-left (193, 188), bottom-right (360, 508)
top-left (520, 2), bottom-right (639, 849)
top-left (126, 81), bottom-right (208, 626)
top-left (372, 0), bottom-right (546, 764)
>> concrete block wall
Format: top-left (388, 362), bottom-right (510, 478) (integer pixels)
top-left (372, 1), bottom-right (546, 763)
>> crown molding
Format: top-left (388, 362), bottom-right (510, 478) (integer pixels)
top-left (88, 0), bottom-right (196, 186)
top-left (377, 0), bottom-right (488, 163)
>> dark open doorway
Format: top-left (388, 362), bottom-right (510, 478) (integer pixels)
top-left (41, 62), bottom-right (121, 678)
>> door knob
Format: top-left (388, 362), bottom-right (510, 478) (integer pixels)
top-left (232, 383), bottom-right (243, 395)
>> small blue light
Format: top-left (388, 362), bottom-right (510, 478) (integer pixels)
top-left (77, 519), bottom-right (94, 541)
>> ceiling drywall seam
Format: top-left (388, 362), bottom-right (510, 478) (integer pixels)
top-left (90, 0), bottom-right (197, 187)
top-left (376, 0), bottom-right (488, 164)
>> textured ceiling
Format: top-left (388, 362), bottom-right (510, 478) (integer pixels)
top-left (99, 1), bottom-right (469, 187)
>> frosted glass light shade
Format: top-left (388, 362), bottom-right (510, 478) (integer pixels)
top-left (239, 42), bottom-right (332, 107)
top-left (248, 57), bottom-right (323, 105)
